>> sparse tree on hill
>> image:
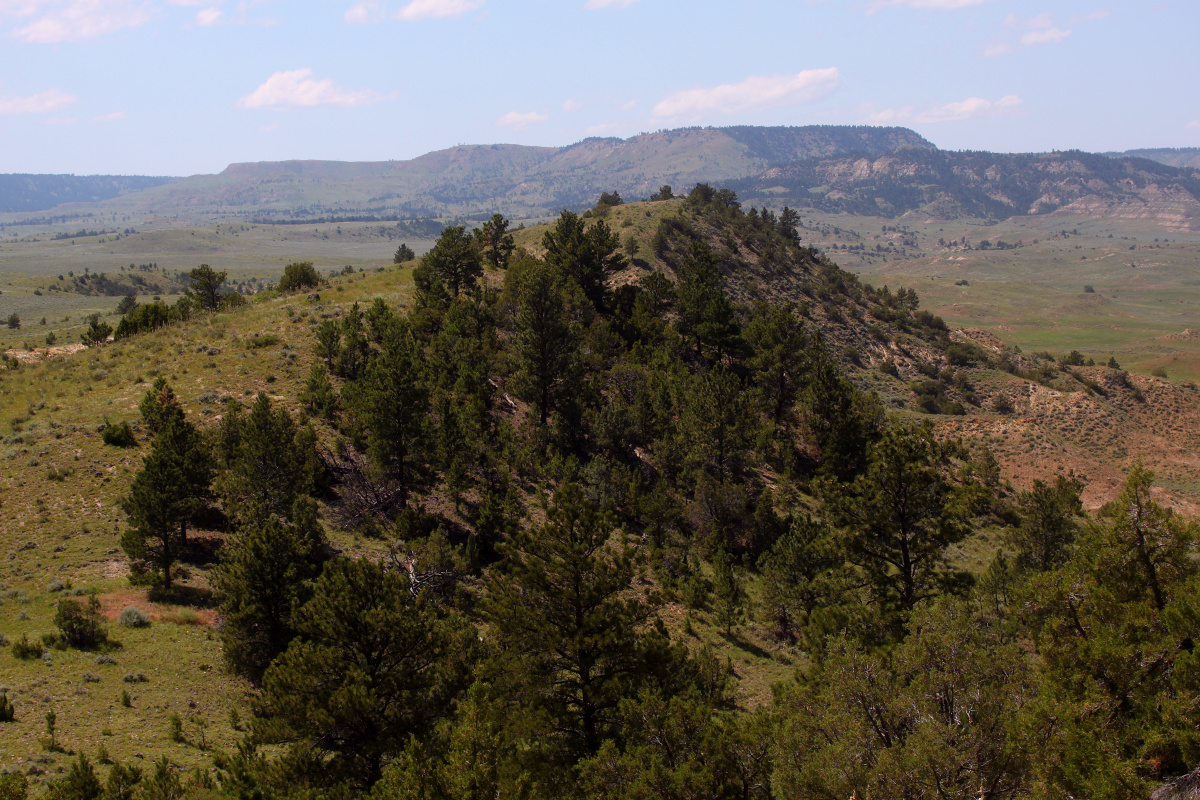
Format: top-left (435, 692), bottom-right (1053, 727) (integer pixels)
top-left (186, 264), bottom-right (227, 312)
top-left (120, 414), bottom-right (214, 590)
top-left (138, 377), bottom-right (183, 435)
top-left (80, 314), bottom-right (112, 346)
top-left (650, 185), bottom-right (674, 201)
top-left (277, 262), bottom-right (322, 293)
top-left (393, 243), bottom-right (416, 264)
top-left (475, 213), bottom-right (515, 270)
top-left (424, 225), bottom-right (483, 297)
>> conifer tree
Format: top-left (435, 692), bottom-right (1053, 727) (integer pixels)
top-left (120, 414), bottom-right (214, 590)
top-left (509, 260), bottom-right (583, 426)
top-left (481, 483), bottom-right (658, 756)
top-left (476, 213), bottom-right (515, 270)
top-left (674, 240), bottom-right (740, 362)
top-left (343, 319), bottom-right (432, 509)
top-left (215, 392), bottom-right (322, 522)
top-left (138, 377), bottom-right (182, 435)
top-left (255, 558), bottom-right (470, 789)
top-left (424, 225), bottom-right (483, 297)
top-left (542, 210), bottom-right (626, 309)
top-left (820, 423), bottom-right (974, 619)
top-left (213, 497), bottom-right (327, 682)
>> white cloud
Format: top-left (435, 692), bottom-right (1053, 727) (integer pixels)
top-left (652, 68), bottom-right (839, 121)
top-left (45, 115), bottom-right (77, 124)
top-left (194, 6), bottom-right (220, 25)
top-left (982, 42), bottom-right (1011, 57)
top-left (395, 0), bottom-right (482, 21)
top-left (1188, 121), bottom-right (1200, 130)
top-left (8, 0), bottom-right (152, 43)
top-left (1020, 26), bottom-right (1071, 45)
top-left (864, 94), bottom-right (1022, 124)
top-left (237, 69), bottom-right (391, 109)
top-left (562, 98), bottom-right (582, 113)
top-left (345, 1), bottom-right (384, 23)
top-left (496, 110), bottom-right (547, 129)
top-left (93, 111), bottom-right (127, 122)
top-left (585, 0), bottom-right (637, 8)
top-left (915, 94), bottom-right (1021, 123)
top-left (870, 0), bottom-right (991, 11)
top-left (0, 87), bottom-right (77, 114)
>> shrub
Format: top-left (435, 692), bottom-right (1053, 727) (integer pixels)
top-left (169, 712), bottom-right (184, 743)
top-left (94, 654), bottom-right (117, 665)
top-left (54, 596), bottom-right (108, 648)
top-left (0, 690), bottom-right (13, 722)
top-left (244, 333), bottom-right (280, 350)
top-left (101, 420), bottom-right (137, 448)
top-left (278, 262), bottom-right (322, 293)
top-left (47, 578), bottom-right (66, 593)
top-left (1083, 285), bottom-right (1095, 293)
top-left (82, 672), bottom-right (101, 683)
top-left (118, 606), bottom-right (151, 629)
top-left (1151, 366), bottom-right (1169, 378)
top-left (992, 395), bottom-right (1014, 413)
top-left (123, 672), bottom-right (148, 683)
top-left (12, 634), bottom-right (43, 660)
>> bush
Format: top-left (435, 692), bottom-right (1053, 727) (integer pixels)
top-left (101, 420), bottom-right (137, 448)
top-left (123, 672), bottom-right (148, 683)
top-left (118, 606), bottom-right (151, 628)
top-left (12, 634), bottom-right (43, 660)
top-left (54, 596), bottom-right (108, 648)
top-left (1151, 366), bottom-right (1169, 379)
top-left (244, 333), bottom-right (280, 350)
top-left (278, 262), bottom-right (322, 293)
top-left (0, 690), bottom-right (13, 722)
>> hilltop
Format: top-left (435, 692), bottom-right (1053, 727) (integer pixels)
top-left (0, 125), bottom-right (931, 223)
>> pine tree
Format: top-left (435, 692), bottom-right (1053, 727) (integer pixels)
top-left (542, 210), bottom-right (627, 309)
top-left (120, 415), bottom-right (214, 590)
top-left (216, 392), bottom-right (322, 523)
top-left (475, 213), bottom-right (515, 270)
top-left (255, 558), bottom-right (470, 789)
top-left (481, 483), bottom-right (658, 756)
top-left (424, 225), bottom-right (483, 297)
top-left (47, 754), bottom-right (102, 800)
top-left (674, 240), bottom-right (740, 362)
top-left (186, 264), bottom-right (226, 312)
top-left (343, 320), bottom-right (432, 510)
top-left (509, 260), bottom-right (583, 426)
top-left (213, 498), bottom-right (327, 683)
top-left (820, 423), bottom-right (974, 618)
top-left (138, 377), bottom-right (182, 435)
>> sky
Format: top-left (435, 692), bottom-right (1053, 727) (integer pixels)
top-left (0, 0), bottom-right (1195, 176)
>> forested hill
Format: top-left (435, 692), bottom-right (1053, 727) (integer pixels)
top-left (0, 125), bottom-right (932, 221)
top-left (0, 173), bottom-right (176, 213)
top-left (727, 148), bottom-right (1200, 222)
top-left (6, 188), bottom-right (1200, 798)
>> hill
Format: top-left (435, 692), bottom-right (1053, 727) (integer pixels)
top-left (2, 193), bottom-right (1200, 798)
top-left (0, 125), bottom-right (932, 224)
top-left (1105, 147), bottom-right (1200, 170)
top-left (0, 174), bottom-right (176, 214)
top-left (727, 149), bottom-right (1200, 225)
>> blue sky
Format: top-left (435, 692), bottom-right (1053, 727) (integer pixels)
top-left (0, 0), bottom-right (1195, 176)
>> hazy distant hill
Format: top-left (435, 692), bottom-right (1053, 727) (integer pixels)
top-left (5, 125), bottom-right (932, 222)
top-left (0, 174), bottom-right (176, 213)
top-left (1103, 147), bottom-right (1200, 170)
top-left (728, 149), bottom-right (1200, 225)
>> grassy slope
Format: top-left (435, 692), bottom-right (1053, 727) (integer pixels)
top-left (4, 200), bottom-right (1200, 786)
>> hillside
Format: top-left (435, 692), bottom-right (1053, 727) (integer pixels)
top-left (0, 175), bottom-right (176, 214)
top-left (0, 125), bottom-right (932, 224)
top-left (726, 149), bottom-right (1200, 225)
top-left (3, 193), bottom-right (1200, 798)
top-left (1105, 147), bottom-right (1200, 170)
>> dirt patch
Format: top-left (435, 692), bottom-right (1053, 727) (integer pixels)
top-left (96, 589), bottom-right (219, 627)
top-left (4, 343), bottom-right (88, 363)
top-left (1158, 328), bottom-right (1200, 342)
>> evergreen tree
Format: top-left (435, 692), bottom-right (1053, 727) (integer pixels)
top-left (47, 753), bottom-right (102, 800)
top-left (508, 260), bottom-right (584, 426)
top-left (335, 302), bottom-right (371, 381)
top-left (299, 362), bottom-right (338, 420)
top-left (186, 264), bottom-right (226, 312)
top-left (475, 213), bottom-right (515, 270)
top-left (820, 423), bottom-right (974, 619)
top-left (255, 558), bottom-right (471, 789)
top-left (542, 210), bottom-right (627, 309)
top-left (674, 241), bottom-right (740, 362)
top-left (343, 319), bottom-right (432, 509)
top-left (482, 483), bottom-right (659, 756)
top-left (1009, 474), bottom-right (1084, 572)
top-left (679, 365), bottom-right (753, 486)
top-left (744, 303), bottom-right (811, 425)
top-left (213, 498), bottom-right (327, 683)
top-left (215, 392), bottom-right (323, 523)
top-left (393, 243), bottom-right (416, 264)
top-left (120, 415), bottom-right (214, 590)
top-left (138, 377), bottom-right (182, 435)
top-left (424, 225), bottom-right (483, 297)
